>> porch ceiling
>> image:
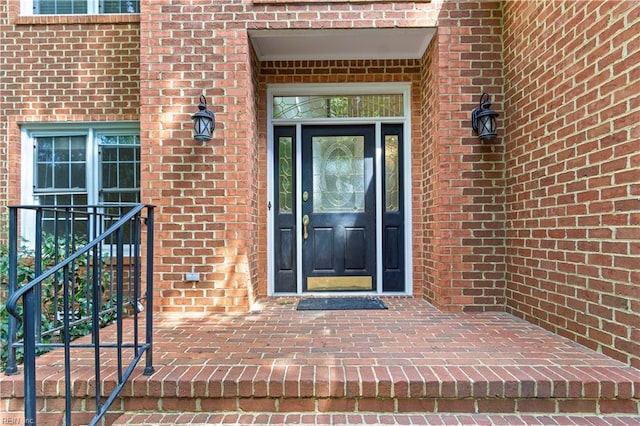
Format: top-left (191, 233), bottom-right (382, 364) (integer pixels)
top-left (249, 28), bottom-right (435, 61)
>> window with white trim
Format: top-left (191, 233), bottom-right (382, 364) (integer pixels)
top-left (24, 124), bottom-right (140, 241)
top-left (22, 0), bottom-right (139, 15)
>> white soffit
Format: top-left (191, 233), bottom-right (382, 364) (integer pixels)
top-left (249, 28), bottom-right (435, 61)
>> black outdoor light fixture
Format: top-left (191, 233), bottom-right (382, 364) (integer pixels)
top-left (191, 95), bottom-right (215, 142)
top-left (471, 92), bottom-right (499, 140)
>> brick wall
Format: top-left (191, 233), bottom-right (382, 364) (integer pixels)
top-left (0, 6), bottom-right (140, 211)
top-left (420, 0), bottom-right (506, 311)
top-left (141, 0), bottom-right (440, 312)
top-left (139, 1), bottom-right (258, 313)
top-left (0, 4), bottom-right (139, 284)
top-left (2, 0), bottom-right (637, 370)
top-left (419, 37), bottom-right (438, 305)
top-left (252, 0), bottom-right (506, 310)
top-left (503, 0), bottom-right (640, 368)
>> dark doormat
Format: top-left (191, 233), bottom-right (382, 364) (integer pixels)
top-left (297, 297), bottom-right (387, 311)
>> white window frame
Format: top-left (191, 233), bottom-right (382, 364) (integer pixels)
top-left (21, 0), bottom-right (139, 15)
top-left (20, 122), bottom-right (140, 248)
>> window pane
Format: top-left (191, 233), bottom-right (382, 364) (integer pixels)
top-left (70, 163), bottom-right (86, 188)
top-left (39, 194), bottom-right (89, 239)
top-left (33, 0), bottom-right (139, 14)
top-left (37, 137), bottom-right (53, 161)
top-left (312, 135), bottom-right (365, 213)
top-left (118, 165), bottom-right (135, 188)
top-left (103, 163), bottom-right (117, 188)
top-left (35, 136), bottom-right (86, 191)
top-left (99, 134), bottom-right (140, 146)
top-left (102, 0), bottom-right (139, 13)
top-left (273, 94), bottom-right (404, 119)
top-left (384, 135), bottom-right (399, 212)
top-left (37, 164), bottom-right (52, 188)
top-left (118, 146), bottom-right (135, 162)
top-left (100, 135), bottom-right (118, 145)
top-left (103, 191), bottom-right (138, 203)
top-left (278, 136), bottom-right (293, 213)
top-left (34, 0), bottom-right (87, 14)
top-left (99, 134), bottom-right (140, 204)
top-left (54, 164), bottom-right (70, 188)
top-left (54, 136), bottom-right (70, 161)
top-left (70, 136), bottom-right (86, 161)
top-left (39, 193), bottom-right (87, 206)
top-left (102, 148), bottom-right (117, 162)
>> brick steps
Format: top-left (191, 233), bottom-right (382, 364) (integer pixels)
top-left (2, 299), bottom-right (639, 424)
top-left (112, 412), bottom-right (640, 425)
top-left (5, 364), bottom-right (640, 424)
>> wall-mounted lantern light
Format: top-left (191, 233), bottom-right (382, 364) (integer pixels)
top-left (191, 95), bottom-right (215, 142)
top-left (471, 92), bottom-right (498, 140)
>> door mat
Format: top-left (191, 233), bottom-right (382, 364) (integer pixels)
top-left (297, 297), bottom-right (387, 311)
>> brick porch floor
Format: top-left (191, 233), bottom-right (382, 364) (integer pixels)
top-left (2, 297), bottom-right (640, 424)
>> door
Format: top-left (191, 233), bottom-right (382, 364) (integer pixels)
top-left (301, 125), bottom-right (376, 291)
top-left (271, 123), bottom-right (405, 294)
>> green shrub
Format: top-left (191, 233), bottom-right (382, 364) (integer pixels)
top-left (0, 234), bottom-right (115, 372)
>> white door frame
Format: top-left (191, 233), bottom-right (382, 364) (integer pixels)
top-left (266, 83), bottom-right (413, 296)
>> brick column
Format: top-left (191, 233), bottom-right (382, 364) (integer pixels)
top-left (140, 1), bottom-right (259, 313)
top-left (419, 0), bottom-right (506, 311)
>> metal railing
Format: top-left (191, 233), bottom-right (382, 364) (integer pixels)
top-left (4, 204), bottom-right (155, 426)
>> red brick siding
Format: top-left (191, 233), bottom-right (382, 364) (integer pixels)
top-left (140, 0), bottom-right (442, 312)
top-left (2, 0), bottom-right (504, 314)
top-left (2, 0), bottom-right (638, 370)
top-left (419, 38), bottom-right (439, 304)
top-left (421, 1), bottom-right (506, 311)
top-left (503, 0), bottom-right (640, 368)
top-left (0, 8), bottom-right (139, 293)
top-left (139, 1), bottom-right (261, 313)
top-left (0, 11), bottom-right (139, 212)
top-left (248, 42), bottom-right (263, 307)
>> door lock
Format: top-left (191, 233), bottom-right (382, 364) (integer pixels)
top-left (302, 214), bottom-right (310, 240)
top-left (302, 191), bottom-right (309, 202)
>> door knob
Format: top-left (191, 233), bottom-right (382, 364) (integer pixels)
top-left (302, 214), bottom-right (310, 240)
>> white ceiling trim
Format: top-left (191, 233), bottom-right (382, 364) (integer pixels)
top-left (249, 28), bottom-right (435, 61)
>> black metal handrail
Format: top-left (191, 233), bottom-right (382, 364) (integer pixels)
top-left (4, 204), bottom-right (155, 426)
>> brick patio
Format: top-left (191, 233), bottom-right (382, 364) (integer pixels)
top-left (2, 297), bottom-right (640, 424)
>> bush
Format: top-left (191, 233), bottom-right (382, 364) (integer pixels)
top-left (0, 234), bottom-right (115, 372)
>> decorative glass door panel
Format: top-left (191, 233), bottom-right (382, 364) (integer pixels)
top-left (312, 136), bottom-right (365, 213)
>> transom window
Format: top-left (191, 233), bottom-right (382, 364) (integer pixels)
top-left (22, 0), bottom-right (139, 15)
top-left (273, 94), bottom-right (404, 119)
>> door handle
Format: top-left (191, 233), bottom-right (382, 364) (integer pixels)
top-left (302, 214), bottom-right (310, 240)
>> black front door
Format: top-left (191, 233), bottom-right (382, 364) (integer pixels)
top-left (301, 125), bottom-right (376, 291)
top-left (272, 123), bottom-right (404, 294)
